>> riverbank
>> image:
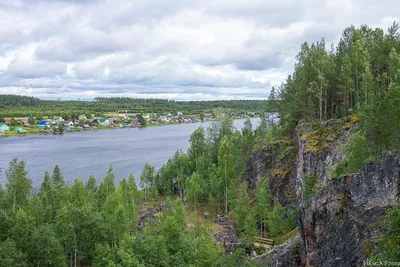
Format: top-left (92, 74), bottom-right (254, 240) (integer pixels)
top-left (0, 118), bottom-right (257, 138)
top-left (0, 118), bottom-right (260, 188)
top-left (0, 122), bottom-right (183, 138)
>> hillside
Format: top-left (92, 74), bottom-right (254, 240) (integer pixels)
top-left (0, 95), bottom-right (269, 118)
top-left (2, 22), bottom-right (400, 266)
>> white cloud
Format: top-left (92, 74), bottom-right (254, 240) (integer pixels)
top-left (0, 0), bottom-right (399, 100)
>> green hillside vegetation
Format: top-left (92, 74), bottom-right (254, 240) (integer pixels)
top-left (2, 22), bottom-right (400, 265)
top-left (0, 95), bottom-right (269, 118)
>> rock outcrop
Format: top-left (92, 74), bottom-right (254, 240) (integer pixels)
top-left (214, 215), bottom-right (241, 254)
top-left (250, 117), bottom-right (399, 266)
top-left (303, 150), bottom-right (400, 266)
top-left (245, 140), bottom-right (298, 207)
top-left (259, 236), bottom-right (302, 267)
top-left (137, 203), bottom-right (165, 231)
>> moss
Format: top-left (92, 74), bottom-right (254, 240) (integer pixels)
top-left (301, 125), bottom-right (337, 154)
top-left (299, 118), bottom-right (360, 155)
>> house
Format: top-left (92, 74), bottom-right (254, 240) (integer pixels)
top-left (90, 119), bottom-right (99, 126)
top-left (38, 120), bottom-right (50, 129)
top-left (204, 113), bottom-right (213, 120)
top-left (118, 114), bottom-right (127, 119)
top-left (82, 124), bottom-right (90, 129)
top-left (23, 121), bottom-right (31, 127)
top-left (0, 123), bottom-right (10, 131)
top-left (149, 118), bottom-right (158, 124)
top-left (4, 119), bottom-right (11, 124)
top-left (132, 118), bottom-right (139, 125)
top-left (63, 120), bottom-right (74, 127)
top-left (79, 115), bottom-right (87, 121)
top-left (99, 119), bottom-right (107, 125)
top-left (159, 116), bottom-right (169, 123)
top-left (17, 129), bottom-right (27, 134)
top-left (119, 122), bottom-right (126, 128)
top-left (127, 113), bottom-right (138, 118)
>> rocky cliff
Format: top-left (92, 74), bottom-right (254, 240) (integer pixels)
top-left (249, 117), bottom-right (399, 266)
top-left (303, 150), bottom-right (400, 266)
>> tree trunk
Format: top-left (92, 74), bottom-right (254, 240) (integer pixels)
top-left (224, 162), bottom-right (228, 214)
top-left (325, 87), bottom-right (328, 120)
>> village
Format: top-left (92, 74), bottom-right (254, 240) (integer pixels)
top-left (0, 112), bottom-right (255, 137)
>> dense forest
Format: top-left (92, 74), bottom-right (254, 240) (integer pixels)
top-left (2, 22), bottom-right (400, 266)
top-left (0, 95), bottom-right (268, 118)
top-left (0, 116), bottom-right (275, 267)
top-left (0, 95), bottom-right (41, 108)
top-left (276, 22), bottom-right (400, 168)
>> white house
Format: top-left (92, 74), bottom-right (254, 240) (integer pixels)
top-left (79, 115), bottom-right (87, 121)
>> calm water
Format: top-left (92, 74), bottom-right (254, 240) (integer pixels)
top-left (0, 118), bottom-right (260, 188)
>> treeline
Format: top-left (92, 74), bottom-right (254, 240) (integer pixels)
top-left (0, 116), bottom-right (283, 266)
top-left (0, 96), bottom-right (268, 118)
top-left (274, 23), bottom-right (400, 176)
top-left (277, 22), bottom-right (400, 137)
top-left (0, 158), bottom-right (264, 266)
top-left (145, 115), bottom-right (297, 238)
top-left (0, 95), bottom-right (40, 108)
top-left (271, 23), bottom-right (400, 261)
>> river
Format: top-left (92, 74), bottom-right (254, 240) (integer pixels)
top-left (0, 118), bottom-right (260, 188)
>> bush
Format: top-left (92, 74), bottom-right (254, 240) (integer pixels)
top-left (302, 173), bottom-right (318, 201)
top-left (331, 132), bottom-right (373, 177)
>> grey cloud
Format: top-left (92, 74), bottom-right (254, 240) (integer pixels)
top-left (7, 58), bottom-right (67, 79)
top-left (1, 0), bottom-right (400, 100)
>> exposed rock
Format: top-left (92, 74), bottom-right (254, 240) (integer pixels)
top-left (245, 140), bottom-right (298, 207)
top-left (303, 151), bottom-right (400, 267)
top-left (245, 118), bottom-right (400, 266)
top-left (137, 203), bottom-right (165, 231)
top-left (294, 120), bottom-right (353, 201)
top-left (214, 214), bottom-right (241, 254)
top-left (259, 235), bottom-right (302, 267)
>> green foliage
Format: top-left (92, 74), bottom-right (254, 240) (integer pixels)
top-left (0, 239), bottom-right (26, 267)
top-left (373, 204), bottom-right (400, 261)
top-left (235, 184), bottom-right (252, 233)
top-left (267, 200), bottom-right (285, 237)
top-left (213, 248), bottom-right (263, 267)
top-left (255, 180), bottom-right (272, 237)
top-left (0, 96), bottom-right (267, 118)
top-left (5, 158), bottom-right (32, 213)
top-left (276, 23), bottom-right (400, 139)
top-left (140, 163), bottom-right (155, 201)
top-left (331, 132), bottom-right (373, 177)
top-left (302, 173), bottom-right (318, 201)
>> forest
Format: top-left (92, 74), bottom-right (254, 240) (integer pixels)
top-left (2, 22), bottom-right (400, 265)
top-left (0, 95), bottom-right (268, 118)
top-left (276, 22), bottom-right (400, 170)
top-left (0, 116), bottom-right (278, 267)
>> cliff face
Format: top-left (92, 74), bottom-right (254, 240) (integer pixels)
top-left (303, 151), bottom-right (400, 266)
top-left (245, 140), bottom-right (298, 207)
top-left (249, 118), bottom-right (400, 267)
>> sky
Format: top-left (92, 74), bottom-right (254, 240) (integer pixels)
top-left (0, 0), bottom-right (399, 101)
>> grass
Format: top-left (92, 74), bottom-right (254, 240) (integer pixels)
top-left (0, 126), bottom-right (45, 138)
top-left (185, 203), bottom-right (224, 235)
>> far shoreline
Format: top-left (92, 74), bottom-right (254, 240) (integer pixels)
top-left (0, 117), bottom-right (259, 140)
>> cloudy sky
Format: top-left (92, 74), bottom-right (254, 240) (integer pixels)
top-left (0, 0), bottom-right (398, 100)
